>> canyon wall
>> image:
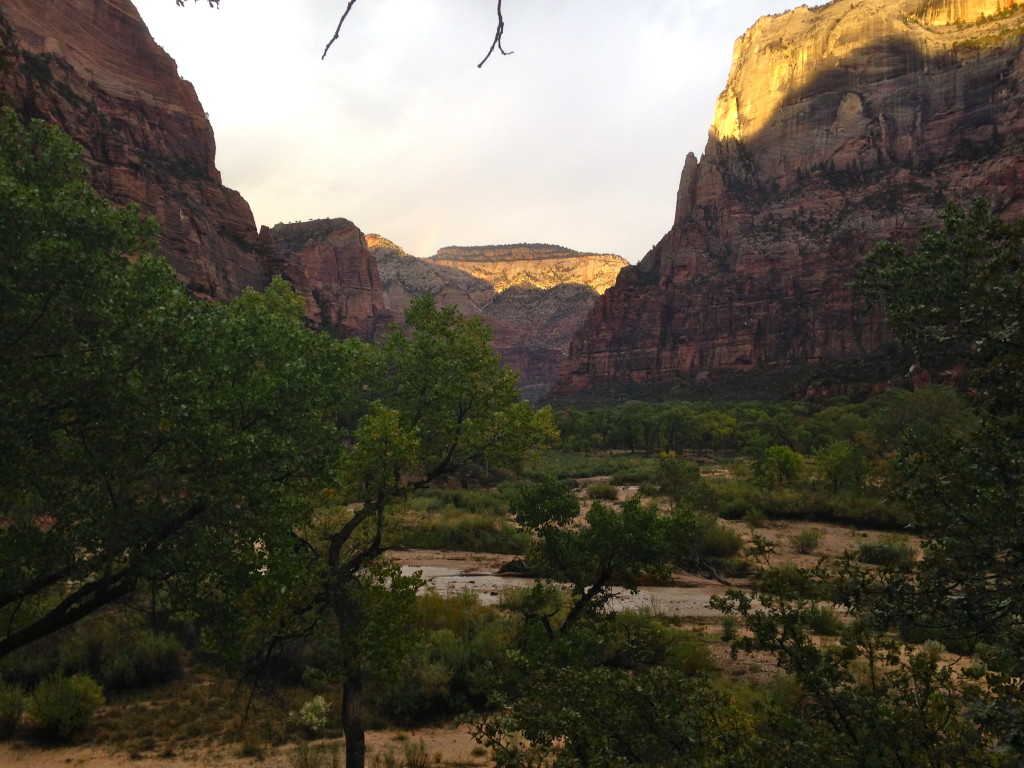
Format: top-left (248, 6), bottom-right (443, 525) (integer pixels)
top-left (555, 0), bottom-right (1024, 398)
top-left (0, 0), bottom-right (382, 339)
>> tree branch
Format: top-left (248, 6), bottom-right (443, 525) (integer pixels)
top-left (322, 0), bottom-right (361, 60)
top-left (478, 0), bottom-right (513, 68)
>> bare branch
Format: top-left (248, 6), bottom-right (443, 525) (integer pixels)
top-left (322, 0), bottom-right (361, 60)
top-left (478, 0), bottom-right (513, 68)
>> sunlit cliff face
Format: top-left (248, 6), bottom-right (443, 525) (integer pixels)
top-left (711, 0), bottom-right (1022, 144)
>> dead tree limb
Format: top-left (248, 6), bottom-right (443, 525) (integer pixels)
top-left (477, 0), bottom-right (513, 68)
top-left (322, 0), bottom-right (361, 60)
top-left (318, 0), bottom-right (513, 66)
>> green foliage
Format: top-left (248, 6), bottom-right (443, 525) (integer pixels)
top-left (855, 534), bottom-right (916, 568)
top-left (55, 615), bottom-right (183, 692)
top-left (790, 527), bottom-right (825, 555)
top-left (475, 664), bottom-right (756, 768)
top-left (813, 439), bottom-right (869, 493)
top-left (289, 695), bottom-right (331, 736)
top-left (752, 445), bottom-right (804, 489)
top-left (803, 604), bottom-right (843, 636)
top-left (585, 481), bottom-right (619, 500)
top-left (709, 201), bottom-right (1024, 767)
top-left (512, 480), bottom-right (695, 633)
top-left (26, 673), bottom-right (105, 742)
top-left (0, 108), bottom-right (365, 660)
top-left (392, 511), bottom-right (530, 554)
top-left (372, 591), bottom-right (515, 723)
top-left (0, 681), bottom-right (23, 739)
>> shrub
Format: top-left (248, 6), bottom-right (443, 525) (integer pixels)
top-left (856, 534), bottom-right (916, 568)
top-left (0, 682), bottom-right (23, 739)
top-left (790, 527), bottom-right (825, 555)
top-left (289, 695), bottom-right (331, 736)
top-left (694, 518), bottom-right (744, 561)
top-left (587, 482), bottom-right (619, 501)
top-left (99, 630), bottom-right (184, 691)
top-left (26, 673), bottom-right (105, 741)
top-left (57, 615), bottom-right (184, 691)
top-left (393, 512), bottom-right (530, 554)
top-left (804, 604), bottom-right (843, 636)
top-left (756, 563), bottom-right (823, 600)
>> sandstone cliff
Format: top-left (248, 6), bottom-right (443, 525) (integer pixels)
top-left (431, 244), bottom-right (627, 294)
top-left (0, 0), bottom-right (385, 340)
top-left (0, 0), bottom-right (269, 301)
top-left (271, 220), bottom-right (389, 341)
top-left (556, 0), bottom-right (1024, 398)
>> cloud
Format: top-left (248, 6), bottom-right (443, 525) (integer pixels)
top-left (137, 0), bottom-right (798, 261)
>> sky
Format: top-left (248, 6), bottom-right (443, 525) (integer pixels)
top-left (135, 0), bottom-right (799, 263)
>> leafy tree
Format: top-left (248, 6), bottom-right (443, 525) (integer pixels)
top-left (0, 109), bottom-right (360, 660)
top-left (267, 296), bottom-right (555, 768)
top-left (477, 480), bottom-right (760, 768)
top-left (813, 439), bottom-right (868, 493)
top-left (714, 200), bottom-right (1024, 766)
top-left (751, 445), bottom-right (803, 489)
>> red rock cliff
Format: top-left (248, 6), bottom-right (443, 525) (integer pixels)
top-left (0, 0), bottom-right (269, 301)
top-left (556, 0), bottom-right (1024, 398)
top-left (271, 220), bottom-right (389, 341)
top-left (0, 0), bottom-right (386, 340)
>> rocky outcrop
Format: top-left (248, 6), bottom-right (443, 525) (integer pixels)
top-left (368, 238), bottom-right (607, 400)
top-left (271, 220), bottom-right (389, 341)
top-left (431, 244), bottom-right (627, 294)
top-left (0, 0), bottom-right (269, 301)
top-left (556, 0), bottom-right (1024, 398)
top-left (370, 234), bottom-right (495, 317)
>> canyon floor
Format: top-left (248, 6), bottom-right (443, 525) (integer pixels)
top-left (0, 519), bottom-right (884, 768)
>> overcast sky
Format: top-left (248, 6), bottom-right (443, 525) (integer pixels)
top-left (135, 0), bottom-right (798, 262)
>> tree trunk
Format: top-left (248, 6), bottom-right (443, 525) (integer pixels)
top-left (342, 670), bottom-right (366, 768)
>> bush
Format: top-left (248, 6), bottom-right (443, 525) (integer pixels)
top-left (0, 682), bottom-right (23, 739)
top-left (289, 695), bottom-right (331, 736)
top-left (694, 518), bottom-right (744, 561)
top-left (59, 618), bottom-right (184, 692)
top-left (790, 527), bottom-right (825, 555)
top-left (26, 674), bottom-right (105, 741)
top-left (98, 630), bottom-right (184, 691)
top-left (393, 512), bottom-right (530, 554)
top-left (587, 482), bottom-right (619, 501)
top-left (804, 604), bottom-right (843, 636)
top-left (856, 534), bottom-right (916, 568)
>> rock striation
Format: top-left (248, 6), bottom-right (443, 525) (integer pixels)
top-left (431, 245), bottom-right (626, 294)
top-left (271, 220), bottom-right (389, 341)
top-left (0, 0), bottom-right (269, 301)
top-left (556, 0), bottom-right (1024, 398)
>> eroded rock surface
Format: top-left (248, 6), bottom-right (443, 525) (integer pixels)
top-left (557, 0), bottom-right (1024, 398)
top-left (271, 220), bottom-right (389, 341)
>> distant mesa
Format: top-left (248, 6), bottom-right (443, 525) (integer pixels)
top-left (367, 237), bottom-right (624, 401)
top-left (429, 244), bottom-right (627, 294)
